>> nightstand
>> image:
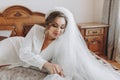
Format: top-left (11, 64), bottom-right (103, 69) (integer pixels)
top-left (78, 22), bottom-right (109, 55)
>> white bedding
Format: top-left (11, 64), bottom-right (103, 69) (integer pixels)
top-left (0, 30), bottom-right (12, 37)
top-left (0, 66), bottom-right (47, 80)
top-left (0, 58), bottom-right (119, 80)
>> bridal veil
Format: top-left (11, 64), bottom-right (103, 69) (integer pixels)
top-left (46, 7), bottom-right (120, 80)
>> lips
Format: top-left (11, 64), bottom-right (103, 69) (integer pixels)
top-left (53, 32), bottom-right (60, 36)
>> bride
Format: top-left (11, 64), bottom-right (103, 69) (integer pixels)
top-left (0, 7), bottom-right (120, 80)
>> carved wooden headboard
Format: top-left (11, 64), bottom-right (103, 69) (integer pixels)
top-left (0, 5), bottom-right (45, 37)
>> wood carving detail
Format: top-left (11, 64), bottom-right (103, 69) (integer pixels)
top-left (0, 5), bottom-right (45, 36)
top-left (14, 11), bottom-right (22, 17)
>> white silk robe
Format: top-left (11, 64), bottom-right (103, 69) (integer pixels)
top-left (0, 24), bottom-right (56, 70)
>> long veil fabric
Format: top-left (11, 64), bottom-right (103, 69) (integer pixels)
top-left (46, 7), bottom-right (120, 80)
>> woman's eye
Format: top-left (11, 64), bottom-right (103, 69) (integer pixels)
top-left (49, 23), bottom-right (65, 29)
top-left (49, 23), bottom-right (58, 28)
top-left (60, 26), bottom-right (65, 29)
top-left (52, 24), bottom-right (58, 27)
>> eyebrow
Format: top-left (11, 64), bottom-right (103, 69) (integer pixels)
top-left (52, 22), bottom-right (65, 26)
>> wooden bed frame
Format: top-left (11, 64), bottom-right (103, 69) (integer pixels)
top-left (0, 5), bottom-right (45, 39)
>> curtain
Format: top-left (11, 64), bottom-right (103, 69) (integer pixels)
top-left (115, 1), bottom-right (120, 63)
top-left (102, 0), bottom-right (120, 61)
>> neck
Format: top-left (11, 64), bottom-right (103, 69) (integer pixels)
top-left (45, 34), bottom-right (55, 42)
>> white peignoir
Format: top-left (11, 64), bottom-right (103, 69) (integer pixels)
top-left (0, 7), bottom-right (120, 80)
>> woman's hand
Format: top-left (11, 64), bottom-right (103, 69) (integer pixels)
top-left (43, 62), bottom-right (64, 77)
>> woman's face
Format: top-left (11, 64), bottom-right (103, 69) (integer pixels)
top-left (47, 17), bottom-right (66, 39)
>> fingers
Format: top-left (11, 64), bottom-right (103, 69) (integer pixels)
top-left (43, 62), bottom-right (64, 76)
top-left (53, 64), bottom-right (64, 76)
top-left (54, 64), bottom-right (61, 73)
top-left (52, 65), bottom-right (57, 74)
top-left (58, 70), bottom-right (64, 77)
top-left (47, 64), bottom-right (56, 74)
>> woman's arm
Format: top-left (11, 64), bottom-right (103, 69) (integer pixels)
top-left (19, 25), bottom-right (47, 69)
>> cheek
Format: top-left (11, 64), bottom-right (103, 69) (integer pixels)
top-left (48, 28), bottom-right (54, 33)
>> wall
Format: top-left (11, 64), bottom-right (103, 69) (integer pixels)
top-left (0, 0), bottom-right (104, 23)
top-left (94, 0), bottom-right (104, 22)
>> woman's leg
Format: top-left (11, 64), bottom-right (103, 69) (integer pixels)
top-left (0, 37), bottom-right (24, 65)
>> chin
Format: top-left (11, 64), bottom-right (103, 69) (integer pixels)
top-left (53, 36), bottom-right (60, 39)
top-left (53, 35), bottom-right (60, 39)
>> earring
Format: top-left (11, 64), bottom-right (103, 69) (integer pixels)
top-left (44, 29), bottom-right (49, 35)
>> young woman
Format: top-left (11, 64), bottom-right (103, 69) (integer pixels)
top-left (19, 10), bottom-right (68, 77)
top-left (0, 7), bottom-right (120, 80)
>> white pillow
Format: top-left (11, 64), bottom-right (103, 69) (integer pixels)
top-left (0, 30), bottom-right (12, 37)
top-left (0, 37), bottom-right (24, 66)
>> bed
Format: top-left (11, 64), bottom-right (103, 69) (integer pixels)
top-left (0, 5), bottom-right (119, 80)
top-left (0, 5), bottom-right (48, 80)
